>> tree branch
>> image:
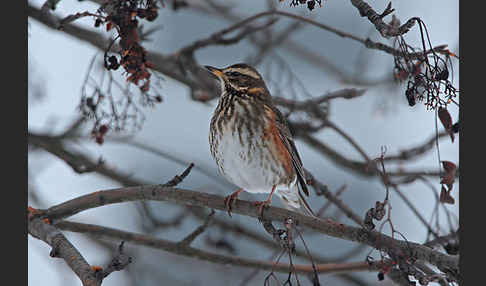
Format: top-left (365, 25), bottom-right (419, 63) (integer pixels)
top-left (28, 217), bottom-right (100, 286)
top-left (349, 1), bottom-right (417, 38)
top-left (36, 185), bottom-right (458, 278)
top-left (178, 209), bottom-right (215, 247)
top-left (55, 220), bottom-right (383, 275)
top-left (306, 173), bottom-right (364, 226)
top-left (179, 16), bottom-right (279, 55)
top-left (27, 4), bottom-right (445, 95)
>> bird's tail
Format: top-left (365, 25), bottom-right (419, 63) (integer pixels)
top-left (276, 185), bottom-right (315, 217)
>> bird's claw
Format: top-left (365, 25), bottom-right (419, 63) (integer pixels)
top-left (254, 200), bottom-right (271, 218)
top-left (224, 189), bottom-right (242, 217)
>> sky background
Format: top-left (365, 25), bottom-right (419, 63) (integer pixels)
top-left (28, 0), bottom-right (459, 285)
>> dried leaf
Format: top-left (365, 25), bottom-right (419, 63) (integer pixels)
top-left (440, 186), bottom-right (455, 204)
top-left (442, 161), bottom-right (457, 173)
top-left (440, 171), bottom-right (455, 186)
top-left (438, 107), bottom-right (454, 142)
top-left (440, 161), bottom-right (456, 203)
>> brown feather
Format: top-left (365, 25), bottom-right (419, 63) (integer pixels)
top-left (265, 102), bottom-right (310, 197)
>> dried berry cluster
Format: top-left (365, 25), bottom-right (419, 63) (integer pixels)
top-left (79, 55), bottom-right (164, 145)
top-left (74, 1), bottom-right (165, 144)
top-left (283, 0), bottom-right (323, 11)
top-left (95, 0), bottom-right (159, 93)
top-left (392, 19), bottom-right (458, 109)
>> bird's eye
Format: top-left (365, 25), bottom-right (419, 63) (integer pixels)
top-left (226, 71), bottom-right (241, 77)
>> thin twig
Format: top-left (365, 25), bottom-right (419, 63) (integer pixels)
top-left (306, 171), bottom-right (364, 226)
top-left (178, 209), bottom-right (215, 247)
top-left (349, 1), bottom-right (417, 38)
top-left (316, 184), bottom-right (347, 217)
top-left (162, 163), bottom-right (195, 187)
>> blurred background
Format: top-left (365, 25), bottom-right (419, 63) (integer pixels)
top-left (28, 0), bottom-right (459, 285)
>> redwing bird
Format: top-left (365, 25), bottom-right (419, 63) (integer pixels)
top-left (206, 63), bottom-right (314, 217)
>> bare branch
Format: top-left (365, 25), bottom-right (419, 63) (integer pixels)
top-left (100, 136), bottom-right (230, 188)
top-left (162, 163), bottom-right (195, 187)
top-left (178, 209), bottom-right (215, 247)
top-left (424, 230), bottom-right (459, 249)
top-left (327, 120), bottom-right (371, 162)
top-left (272, 88), bottom-right (367, 111)
top-left (29, 130), bottom-right (356, 271)
top-left (391, 184), bottom-right (440, 239)
top-left (349, 1), bottom-right (417, 38)
top-left (28, 4), bottom-right (444, 94)
top-left (56, 220), bottom-right (384, 275)
top-left (38, 185), bottom-right (458, 277)
top-left (306, 173), bottom-right (364, 226)
top-left (297, 132), bottom-right (453, 179)
top-left (179, 16), bottom-right (279, 55)
top-left (249, 20), bottom-right (304, 65)
top-left (28, 132), bottom-right (142, 186)
top-left (96, 241), bottom-right (132, 280)
top-left (316, 184), bottom-right (347, 217)
top-left (28, 217), bottom-right (100, 286)
top-left (384, 132), bottom-right (449, 162)
top-left (28, 133), bottom-right (105, 174)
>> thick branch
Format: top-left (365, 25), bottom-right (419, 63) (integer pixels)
top-left (28, 217), bottom-right (100, 286)
top-left (38, 185), bottom-right (458, 277)
top-left (424, 230), bottom-right (459, 249)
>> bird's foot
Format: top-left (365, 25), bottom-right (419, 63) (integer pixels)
top-left (254, 199), bottom-right (272, 218)
top-left (224, 189), bottom-right (243, 217)
top-left (254, 186), bottom-right (276, 218)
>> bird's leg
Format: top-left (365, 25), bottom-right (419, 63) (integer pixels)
top-left (254, 185), bottom-right (277, 217)
top-left (224, 188), bottom-right (243, 217)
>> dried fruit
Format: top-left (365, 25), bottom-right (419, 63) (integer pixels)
top-left (307, 0), bottom-right (315, 10)
top-left (377, 272), bottom-right (384, 281)
top-left (435, 69), bottom-right (449, 81)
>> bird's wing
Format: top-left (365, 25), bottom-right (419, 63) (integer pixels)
top-left (270, 105), bottom-right (310, 197)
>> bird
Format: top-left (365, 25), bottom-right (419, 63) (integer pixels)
top-left (205, 63), bottom-right (315, 217)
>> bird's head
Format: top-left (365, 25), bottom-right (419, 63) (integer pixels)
top-left (204, 63), bottom-right (267, 95)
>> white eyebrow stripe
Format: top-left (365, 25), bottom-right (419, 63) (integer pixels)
top-left (226, 68), bottom-right (261, 79)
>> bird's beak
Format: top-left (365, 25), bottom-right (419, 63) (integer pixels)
top-left (204, 65), bottom-right (224, 78)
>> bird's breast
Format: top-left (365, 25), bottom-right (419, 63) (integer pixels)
top-left (209, 99), bottom-right (294, 192)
